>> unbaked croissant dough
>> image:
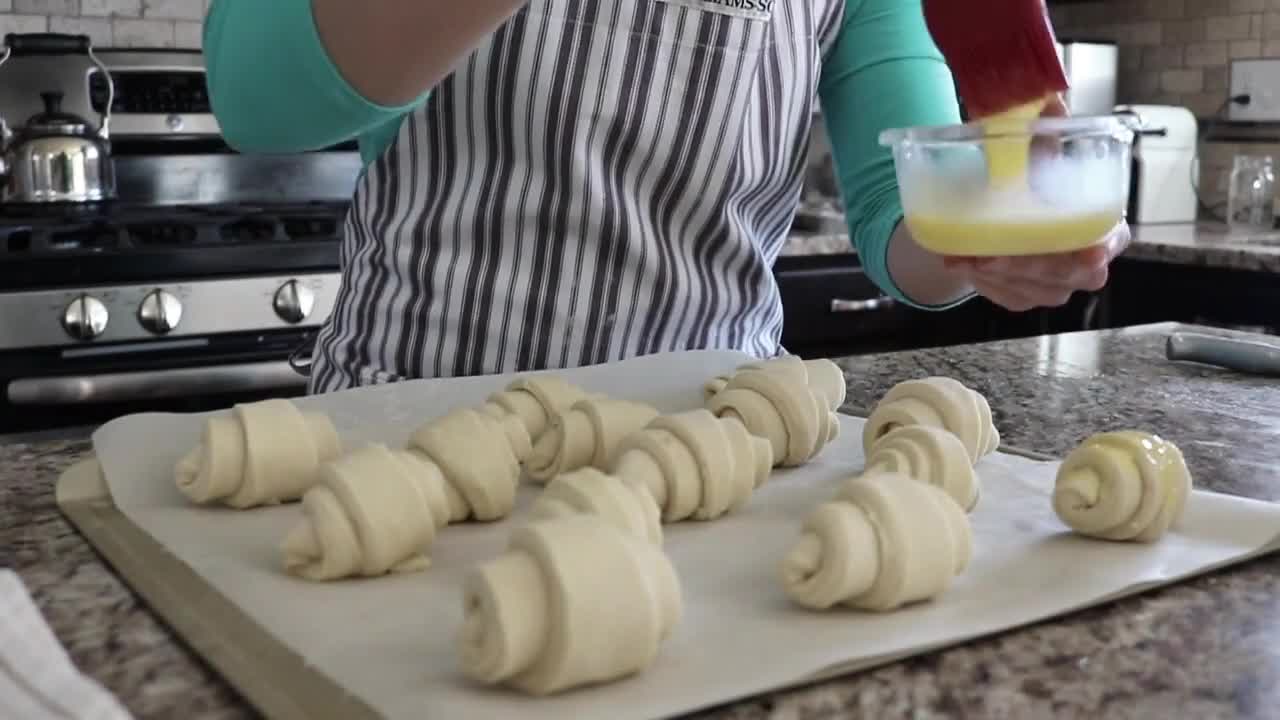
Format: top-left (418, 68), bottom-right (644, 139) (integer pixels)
top-left (781, 471), bottom-right (972, 612)
top-left (529, 467), bottom-right (662, 545)
top-left (281, 408), bottom-right (531, 581)
top-left (706, 363), bottom-right (839, 467)
top-left (281, 444), bottom-right (453, 580)
top-left (862, 377), bottom-right (999, 465)
top-left (457, 513), bottom-right (682, 696)
top-left (610, 409), bottom-right (773, 522)
top-left (704, 355), bottom-right (847, 411)
top-left (175, 398), bottom-right (342, 508)
top-left (864, 425), bottom-right (980, 511)
top-left (480, 376), bottom-right (590, 450)
top-left (1052, 431), bottom-right (1192, 543)
top-left (408, 407), bottom-right (531, 522)
top-left (525, 398), bottom-right (659, 484)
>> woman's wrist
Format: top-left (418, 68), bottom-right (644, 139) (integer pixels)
top-left (885, 222), bottom-right (975, 307)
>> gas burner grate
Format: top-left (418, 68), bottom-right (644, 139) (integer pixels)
top-left (125, 222), bottom-right (201, 246)
top-left (48, 224), bottom-right (123, 252)
top-left (220, 217), bottom-right (282, 243)
top-left (280, 215), bottom-right (341, 242)
top-left (5, 229), bottom-right (32, 253)
top-left (0, 200), bottom-right (349, 271)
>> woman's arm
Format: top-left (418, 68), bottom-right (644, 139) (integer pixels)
top-left (817, 0), bottom-right (974, 308)
top-left (204, 0), bottom-right (526, 154)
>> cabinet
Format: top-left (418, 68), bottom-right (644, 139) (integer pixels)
top-left (774, 253), bottom-right (1104, 359)
top-left (1098, 258), bottom-right (1280, 335)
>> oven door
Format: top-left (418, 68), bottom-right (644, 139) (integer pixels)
top-left (0, 329), bottom-right (315, 436)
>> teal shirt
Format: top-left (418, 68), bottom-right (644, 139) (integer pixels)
top-left (203, 0), bottom-right (963, 308)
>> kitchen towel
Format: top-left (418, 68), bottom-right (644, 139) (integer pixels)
top-left (0, 570), bottom-right (134, 720)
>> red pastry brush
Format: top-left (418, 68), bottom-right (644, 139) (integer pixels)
top-left (921, 0), bottom-right (1069, 120)
top-left (921, 0), bottom-right (1072, 187)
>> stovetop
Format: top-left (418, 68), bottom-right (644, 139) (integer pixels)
top-left (0, 201), bottom-right (348, 289)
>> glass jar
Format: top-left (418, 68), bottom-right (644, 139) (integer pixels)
top-left (1227, 155), bottom-right (1276, 233)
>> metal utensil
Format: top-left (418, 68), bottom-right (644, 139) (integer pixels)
top-left (0, 33), bottom-right (116, 204)
top-left (1166, 331), bottom-right (1280, 376)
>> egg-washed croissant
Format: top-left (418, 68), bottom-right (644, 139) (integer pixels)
top-left (780, 471), bottom-right (972, 612)
top-left (529, 467), bottom-right (662, 544)
top-left (706, 363), bottom-right (839, 467)
top-left (457, 513), bottom-right (682, 696)
top-left (480, 375), bottom-right (591, 451)
top-left (1053, 431), bottom-right (1191, 543)
top-left (524, 398), bottom-right (659, 484)
top-left (610, 409), bottom-right (773, 522)
top-left (175, 398), bottom-right (342, 509)
top-left (863, 425), bottom-right (980, 511)
top-left (704, 355), bottom-right (846, 411)
top-left (862, 377), bottom-right (999, 465)
top-left (281, 408), bottom-right (532, 581)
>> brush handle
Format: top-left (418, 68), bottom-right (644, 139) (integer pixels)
top-left (1166, 332), bottom-right (1280, 376)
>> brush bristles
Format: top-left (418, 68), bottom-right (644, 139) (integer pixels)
top-left (922, 0), bottom-right (1070, 118)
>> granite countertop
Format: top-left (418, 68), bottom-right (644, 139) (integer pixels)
top-left (784, 220), bottom-right (1280, 274)
top-left (4, 321), bottom-right (1279, 718)
top-left (780, 233), bottom-right (853, 257)
top-left (1125, 222), bottom-right (1280, 272)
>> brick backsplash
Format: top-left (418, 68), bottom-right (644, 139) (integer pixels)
top-left (1052, 0), bottom-right (1280, 214)
top-left (0, 0), bottom-right (206, 49)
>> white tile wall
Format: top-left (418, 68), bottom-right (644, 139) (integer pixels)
top-left (0, 0), bottom-right (204, 48)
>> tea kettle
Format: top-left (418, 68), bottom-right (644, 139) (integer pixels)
top-left (0, 33), bottom-right (116, 204)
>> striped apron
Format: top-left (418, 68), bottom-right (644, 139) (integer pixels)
top-left (310, 0), bottom-right (847, 393)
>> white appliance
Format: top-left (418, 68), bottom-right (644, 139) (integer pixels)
top-left (1056, 40), bottom-right (1118, 116)
top-left (1115, 105), bottom-right (1200, 225)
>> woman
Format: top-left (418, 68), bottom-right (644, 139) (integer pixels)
top-left (203, 0), bottom-right (1127, 393)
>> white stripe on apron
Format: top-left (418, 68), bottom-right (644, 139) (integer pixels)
top-left (310, 0), bottom-right (847, 392)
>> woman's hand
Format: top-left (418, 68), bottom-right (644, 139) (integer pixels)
top-left (939, 222), bottom-right (1130, 311)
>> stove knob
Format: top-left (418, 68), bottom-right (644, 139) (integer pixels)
top-left (137, 289), bottom-right (183, 335)
top-left (273, 279), bottom-right (315, 324)
top-left (62, 295), bottom-right (109, 341)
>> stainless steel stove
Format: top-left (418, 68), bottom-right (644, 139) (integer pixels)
top-left (0, 42), bottom-right (360, 434)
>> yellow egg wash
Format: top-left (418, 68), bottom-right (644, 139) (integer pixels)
top-left (903, 211), bottom-right (1117, 256)
top-left (902, 94), bottom-right (1120, 255)
top-left (978, 97), bottom-right (1050, 190)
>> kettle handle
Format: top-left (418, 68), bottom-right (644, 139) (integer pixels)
top-left (3, 33), bottom-right (91, 56)
top-left (0, 33), bottom-right (115, 140)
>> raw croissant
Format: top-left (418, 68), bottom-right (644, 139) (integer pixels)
top-left (529, 468), bottom-right (663, 545)
top-left (281, 408), bottom-right (531, 581)
top-left (175, 398), bottom-right (342, 509)
top-left (480, 376), bottom-right (590, 449)
top-left (862, 377), bottom-right (999, 465)
top-left (704, 355), bottom-right (846, 410)
top-left (864, 425), bottom-right (980, 511)
top-left (781, 471), bottom-right (972, 612)
top-left (407, 407), bottom-right (531, 522)
top-left (1052, 431), bottom-right (1191, 543)
top-left (281, 444), bottom-right (453, 581)
top-left (610, 409), bottom-right (773, 522)
top-left (525, 398), bottom-right (659, 484)
top-left (706, 363), bottom-right (839, 467)
top-left (457, 514), bottom-right (682, 696)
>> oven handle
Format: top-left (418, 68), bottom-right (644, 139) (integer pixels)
top-left (830, 297), bottom-right (895, 313)
top-left (6, 361), bottom-right (307, 406)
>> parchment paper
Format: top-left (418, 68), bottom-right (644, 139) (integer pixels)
top-left (89, 350), bottom-right (1280, 720)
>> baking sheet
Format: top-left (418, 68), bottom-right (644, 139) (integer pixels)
top-left (85, 349), bottom-right (1280, 720)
